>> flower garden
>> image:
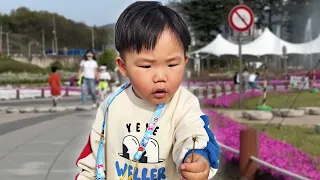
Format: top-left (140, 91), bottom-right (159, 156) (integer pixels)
top-left (199, 80), bottom-right (320, 179)
top-left (205, 110), bottom-right (320, 180)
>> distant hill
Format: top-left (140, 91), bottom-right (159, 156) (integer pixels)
top-left (100, 23), bottom-right (116, 29)
top-left (0, 7), bottom-right (113, 54)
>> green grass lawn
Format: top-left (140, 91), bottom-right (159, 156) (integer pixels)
top-left (231, 92), bottom-right (320, 109)
top-left (244, 123), bottom-right (320, 157)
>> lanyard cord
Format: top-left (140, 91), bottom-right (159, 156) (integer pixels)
top-left (95, 82), bottom-right (165, 180)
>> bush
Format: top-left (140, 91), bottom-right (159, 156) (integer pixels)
top-left (97, 49), bottom-right (117, 70)
top-left (0, 56), bottom-right (46, 73)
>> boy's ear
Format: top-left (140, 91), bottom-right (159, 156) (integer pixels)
top-left (116, 57), bottom-right (128, 77)
top-left (184, 55), bottom-right (189, 64)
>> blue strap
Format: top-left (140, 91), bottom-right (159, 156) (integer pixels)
top-left (95, 82), bottom-right (165, 179)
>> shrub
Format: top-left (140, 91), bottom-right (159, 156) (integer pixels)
top-left (97, 49), bottom-right (117, 70)
top-left (0, 56), bottom-right (46, 73)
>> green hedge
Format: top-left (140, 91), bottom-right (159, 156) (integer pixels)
top-left (0, 56), bottom-right (46, 73)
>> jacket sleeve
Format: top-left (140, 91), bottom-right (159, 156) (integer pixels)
top-left (172, 96), bottom-right (220, 179)
top-left (75, 103), bottom-right (106, 180)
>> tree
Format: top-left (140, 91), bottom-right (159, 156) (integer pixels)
top-left (283, 0), bottom-right (316, 43)
top-left (169, 0), bottom-right (238, 46)
top-left (244, 0), bottom-right (314, 42)
top-left (97, 49), bottom-right (117, 70)
top-left (244, 0), bottom-right (284, 32)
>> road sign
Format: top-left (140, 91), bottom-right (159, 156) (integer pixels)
top-left (228, 5), bottom-right (254, 32)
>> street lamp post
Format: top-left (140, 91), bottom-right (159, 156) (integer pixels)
top-left (282, 45), bottom-right (287, 74)
top-left (3, 31), bottom-right (11, 56)
top-left (91, 28), bottom-right (95, 50)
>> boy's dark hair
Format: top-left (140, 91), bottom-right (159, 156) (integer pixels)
top-left (115, 1), bottom-right (191, 58)
top-left (51, 66), bottom-right (58, 73)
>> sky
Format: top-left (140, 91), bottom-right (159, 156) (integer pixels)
top-left (0, 0), bottom-right (170, 26)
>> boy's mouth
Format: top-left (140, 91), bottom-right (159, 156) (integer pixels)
top-left (152, 89), bottom-right (167, 99)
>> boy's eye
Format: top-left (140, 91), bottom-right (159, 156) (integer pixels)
top-left (168, 64), bottom-right (177, 67)
top-left (140, 65), bottom-right (151, 69)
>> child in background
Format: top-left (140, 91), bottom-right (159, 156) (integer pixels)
top-left (98, 64), bottom-right (111, 102)
top-left (48, 66), bottom-right (61, 107)
top-left (75, 2), bottom-right (220, 180)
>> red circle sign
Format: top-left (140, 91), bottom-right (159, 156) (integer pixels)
top-left (228, 5), bottom-right (254, 32)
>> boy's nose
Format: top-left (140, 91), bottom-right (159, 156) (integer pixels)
top-left (153, 71), bottom-right (167, 83)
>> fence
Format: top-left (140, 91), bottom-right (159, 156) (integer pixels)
top-left (0, 87), bottom-right (81, 100)
top-left (215, 128), bottom-right (311, 180)
top-left (1, 82), bottom-right (289, 101)
top-left (186, 81), bottom-right (290, 100)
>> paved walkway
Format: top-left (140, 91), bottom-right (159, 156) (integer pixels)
top-left (0, 110), bottom-right (95, 180)
top-left (0, 96), bottom-right (84, 107)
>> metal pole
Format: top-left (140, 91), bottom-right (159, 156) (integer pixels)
top-left (53, 15), bottom-right (58, 54)
top-left (0, 26), bottom-right (2, 55)
top-left (52, 39), bottom-right (55, 53)
top-left (28, 41), bottom-right (31, 58)
top-left (6, 32), bottom-right (9, 56)
top-left (42, 28), bottom-right (45, 56)
top-left (313, 69), bottom-right (316, 89)
top-left (91, 28), bottom-right (95, 50)
top-left (238, 33), bottom-right (243, 108)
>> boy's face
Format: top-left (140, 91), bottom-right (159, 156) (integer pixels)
top-left (116, 30), bottom-right (188, 104)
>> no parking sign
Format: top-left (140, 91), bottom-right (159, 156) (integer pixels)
top-left (228, 5), bottom-right (254, 32)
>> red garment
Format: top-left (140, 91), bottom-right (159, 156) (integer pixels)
top-left (48, 72), bottom-right (61, 96)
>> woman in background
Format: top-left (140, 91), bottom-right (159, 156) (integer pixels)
top-left (77, 49), bottom-right (98, 107)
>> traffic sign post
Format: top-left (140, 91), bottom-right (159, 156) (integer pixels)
top-left (228, 5), bottom-right (254, 108)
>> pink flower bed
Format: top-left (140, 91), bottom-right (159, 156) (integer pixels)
top-left (182, 80), bottom-right (291, 86)
top-left (182, 80), bottom-right (320, 89)
top-left (204, 110), bottom-right (320, 180)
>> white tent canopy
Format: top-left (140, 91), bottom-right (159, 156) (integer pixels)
top-left (193, 34), bottom-right (239, 57)
top-left (242, 28), bottom-right (287, 56)
top-left (191, 28), bottom-right (320, 57)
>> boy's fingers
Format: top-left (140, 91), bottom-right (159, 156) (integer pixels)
top-left (180, 170), bottom-right (207, 180)
top-left (184, 156), bottom-right (192, 163)
top-left (180, 161), bottom-right (206, 173)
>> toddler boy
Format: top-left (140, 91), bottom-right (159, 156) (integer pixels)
top-left (76, 2), bottom-right (220, 180)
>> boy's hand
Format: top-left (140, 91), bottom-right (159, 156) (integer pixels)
top-left (179, 153), bottom-right (210, 180)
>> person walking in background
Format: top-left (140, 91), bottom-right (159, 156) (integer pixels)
top-left (242, 68), bottom-right (249, 89)
top-left (97, 64), bottom-right (111, 102)
top-left (78, 49), bottom-right (98, 107)
top-left (233, 72), bottom-right (240, 85)
top-left (48, 66), bottom-right (61, 107)
top-left (248, 72), bottom-right (260, 89)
